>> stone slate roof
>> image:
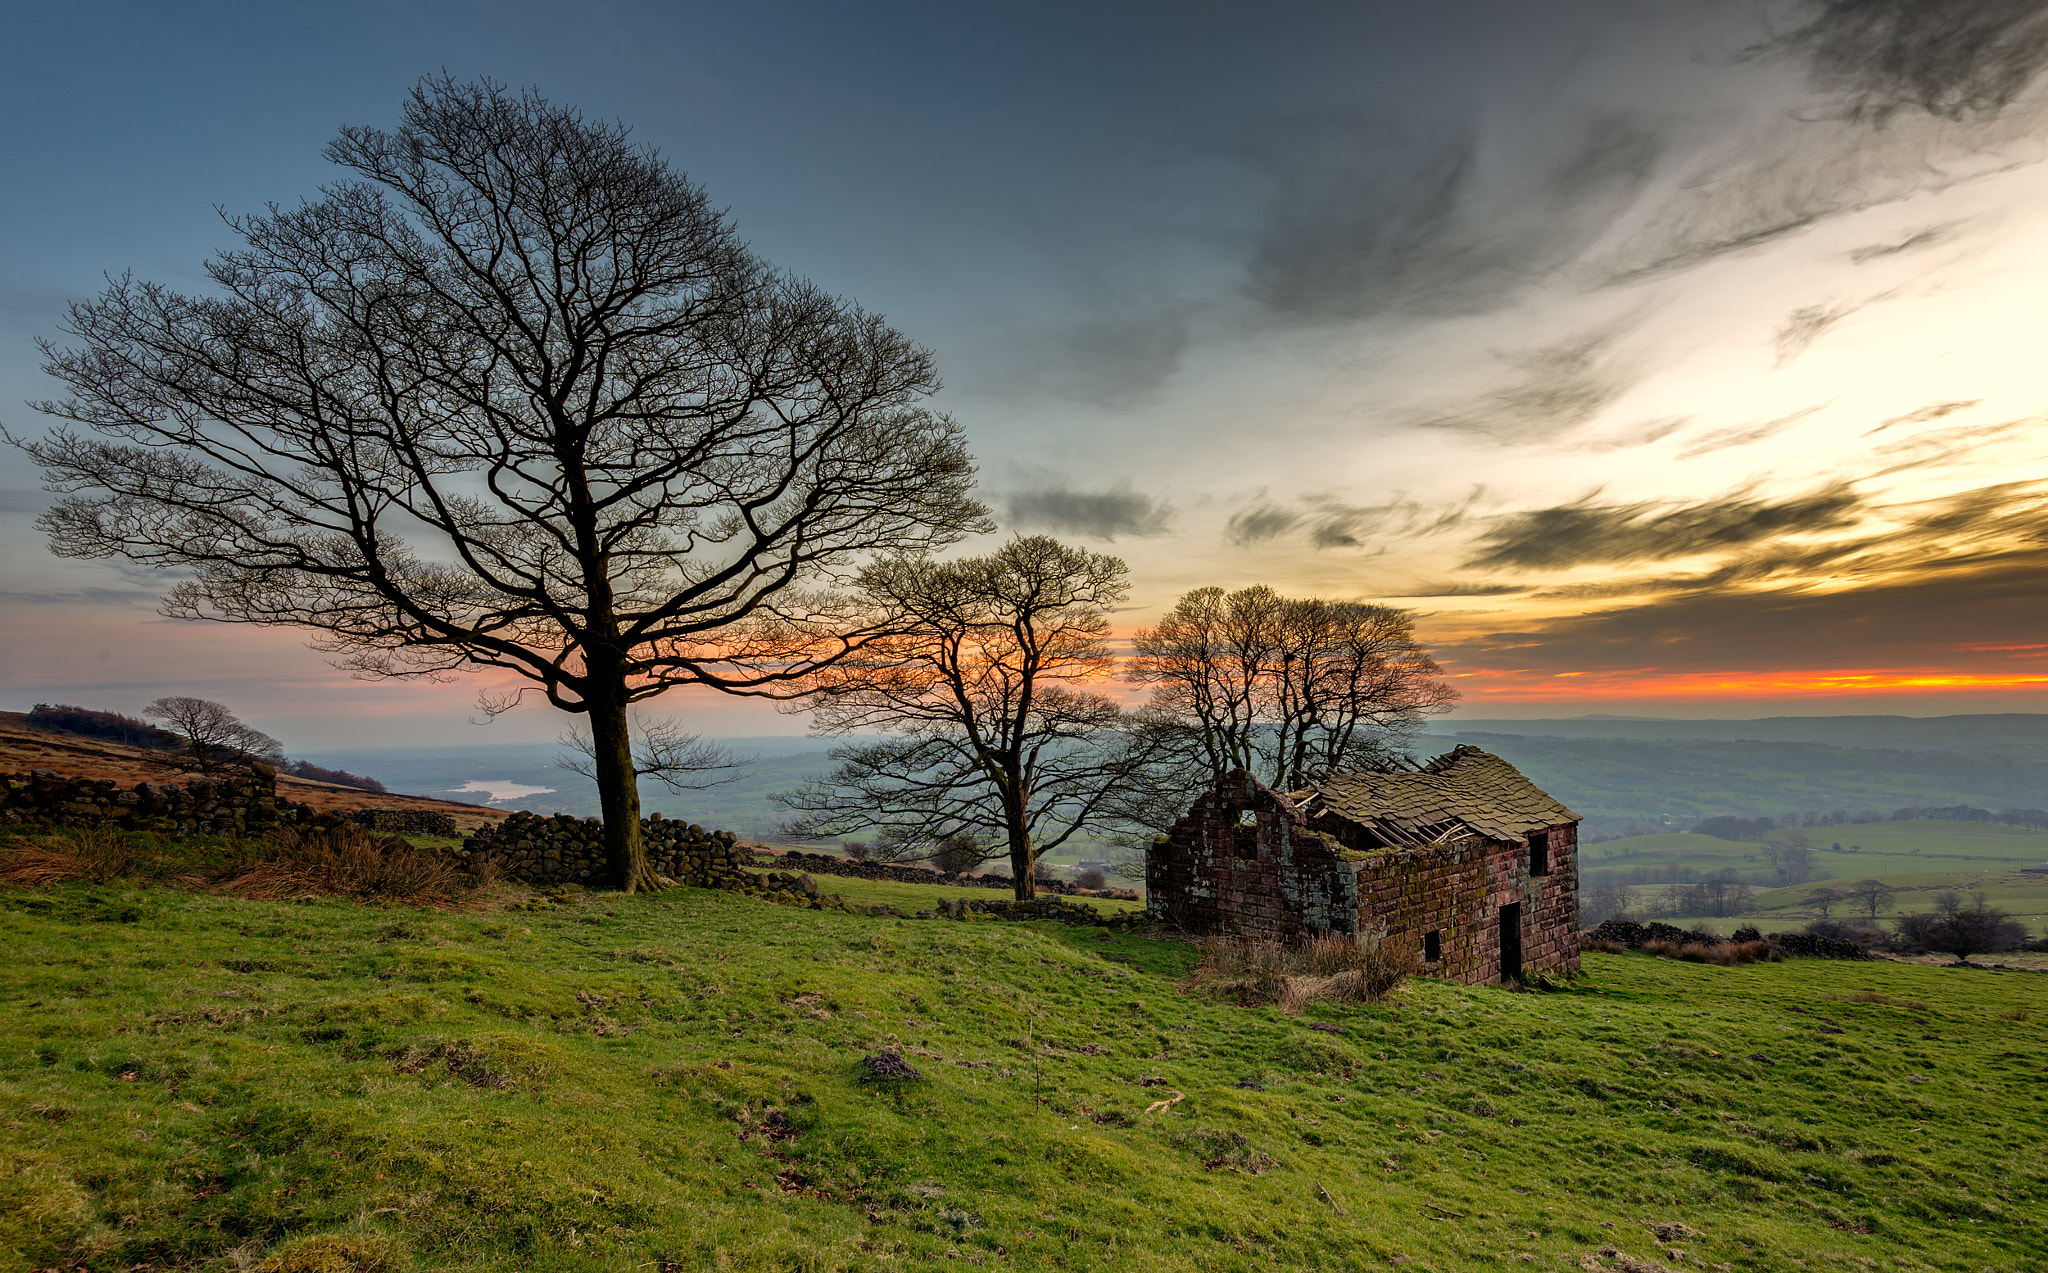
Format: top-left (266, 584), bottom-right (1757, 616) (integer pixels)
top-left (1302, 745), bottom-right (1579, 846)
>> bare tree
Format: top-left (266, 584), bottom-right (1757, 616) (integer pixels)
top-left (1805, 886), bottom-right (1843, 919)
top-left (1113, 585), bottom-right (1454, 837)
top-left (1850, 877), bottom-right (1897, 921)
top-left (13, 78), bottom-right (987, 891)
top-left (775, 536), bottom-right (1145, 899)
top-left (142, 697), bottom-right (284, 773)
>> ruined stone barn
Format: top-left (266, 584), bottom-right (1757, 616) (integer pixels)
top-left (1145, 745), bottom-right (1581, 984)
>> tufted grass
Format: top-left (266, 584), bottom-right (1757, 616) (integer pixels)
top-left (1, 841), bottom-right (2044, 1271)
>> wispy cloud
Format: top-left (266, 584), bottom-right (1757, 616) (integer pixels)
top-left (1004, 476), bottom-right (1174, 540)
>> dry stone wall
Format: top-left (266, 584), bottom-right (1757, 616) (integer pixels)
top-left (461, 809), bottom-right (744, 887)
top-left (2, 765), bottom-right (465, 840)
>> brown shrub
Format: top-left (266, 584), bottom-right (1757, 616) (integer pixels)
top-left (215, 825), bottom-right (466, 903)
top-left (1189, 930), bottom-right (1415, 1013)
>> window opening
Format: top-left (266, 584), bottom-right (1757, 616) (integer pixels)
top-left (1233, 807), bottom-right (1259, 858)
top-left (1423, 930), bottom-right (1441, 962)
top-left (1527, 830), bottom-right (1550, 876)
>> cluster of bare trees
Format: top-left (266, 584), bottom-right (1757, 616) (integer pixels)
top-left (10, 76), bottom-right (1458, 899)
top-left (777, 564), bottom-right (1455, 897)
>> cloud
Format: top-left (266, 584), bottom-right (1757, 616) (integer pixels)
top-left (1767, 0), bottom-right (2048, 125)
top-left (1380, 581), bottom-right (1530, 598)
top-left (1773, 303), bottom-right (1856, 363)
top-left (0, 586), bottom-right (162, 607)
top-left (1004, 478), bottom-right (1173, 540)
top-left (1418, 327), bottom-right (1641, 443)
top-left (1465, 484), bottom-right (1864, 571)
top-left (1228, 490), bottom-right (1483, 551)
top-left (1225, 503), bottom-right (1303, 547)
top-left (1848, 222), bottom-right (1958, 261)
top-left (1862, 398), bottom-right (1982, 436)
top-left (1566, 417), bottom-right (1692, 454)
top-left (1237, 111), bottom-right (1661, 323)
top-left (1443, 542), bottom-right (2048, 678)
top-left (1022, 303), bottom-right (1191, 408)
top-left (1675, 404), bottom-right (1829, 460)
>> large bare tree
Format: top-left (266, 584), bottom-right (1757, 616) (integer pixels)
top-left (776, 536), bottom-right (1143, 899)
top-left (1120, 585), bottom-right (1455, 825)
top-left (11, 78), bottom-right (988, 891)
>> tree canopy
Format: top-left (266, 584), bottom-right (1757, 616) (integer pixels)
top-left (14, 77), bottom-right (988, 889)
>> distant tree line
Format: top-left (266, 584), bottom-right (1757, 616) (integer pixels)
top-left (283, 760), bottom-right (388, 794)
top-left (1888, 804), bottom-right (2048, 831)
top-left (1691, 804), bottom-right (2048, 839)
top-left (28, 703), bottom-right (181, 750)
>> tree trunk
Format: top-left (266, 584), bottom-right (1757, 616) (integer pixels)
top-left (587, 683), bottom-right (657, 893)
top-left (1005, 790), bottom-right (1036, 901)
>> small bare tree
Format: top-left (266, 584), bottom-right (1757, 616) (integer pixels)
top-left (1850, 877), bottom-right (1897, 921)
top-left (13, 78), bottom-right (987, 891)
top-left (142, 697), bottom-right (284, 773)
top-left (775, 536), bottom-right (1146, 899)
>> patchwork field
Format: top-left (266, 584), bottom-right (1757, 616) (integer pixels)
top-left (1588, 823), bottom-right (2048, 936)
top-left (3, 837), bottom-right (2045, 1272)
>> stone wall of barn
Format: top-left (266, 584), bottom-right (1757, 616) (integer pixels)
top-left (1145, 772), bottom-right (1358, 939)
top-left (1342, 825), bottom-right (1579, 985)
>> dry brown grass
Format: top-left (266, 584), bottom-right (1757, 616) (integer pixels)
top-left (213, 825), bottom-right (467, 904)
top-left (1186, 931), bottom-right (1415, 1013)
top-left (0, 825), bottom-right (144, 887)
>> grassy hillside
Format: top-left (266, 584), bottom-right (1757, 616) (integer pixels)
top-left (4, 854), bottom-right (2045, 1271)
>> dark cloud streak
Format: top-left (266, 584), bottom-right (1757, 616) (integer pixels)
top-left (1770, 0), bottom-right (2048, 125)
top-left (1466, 484), bottom-right (1864, 571)
top-left (1004, 479), bottom-right (1174, 540)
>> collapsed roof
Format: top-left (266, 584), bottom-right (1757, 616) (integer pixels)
top-left (1295, 744), bottom-right (1580, 849)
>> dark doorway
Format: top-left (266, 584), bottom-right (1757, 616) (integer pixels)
top-left (1498, 903), bottom-right (1522, 983)
top-left (1423, 930), bottom-right (1441, 963)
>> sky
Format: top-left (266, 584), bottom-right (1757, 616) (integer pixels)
top-left (4, 0), bottom-right (2048, 748)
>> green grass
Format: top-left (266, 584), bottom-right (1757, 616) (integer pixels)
top-left (787, 872), bottom-right (1143, 918)
top-left (4, 861), bottom-right (2046, 1271)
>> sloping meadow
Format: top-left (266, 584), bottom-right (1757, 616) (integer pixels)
top-left (2, 872), bottom-right (2044, 1271)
